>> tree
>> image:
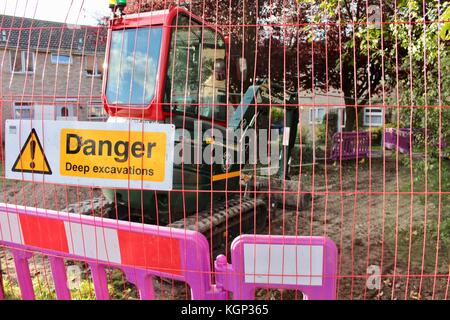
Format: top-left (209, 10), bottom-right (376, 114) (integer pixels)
top-left (300, 0), bottom-right (404, 130)
top-left (123, 0), bottom-right (446, 134)
top-left (124, 0), bottom-right (271, 94)
top-left (383, 0), bottom-right (450, 251)
top-left (393, 1), bottom-right (450, 192)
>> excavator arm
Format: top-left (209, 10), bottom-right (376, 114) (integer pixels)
top-left (229, 79), bottom-right (299, 180)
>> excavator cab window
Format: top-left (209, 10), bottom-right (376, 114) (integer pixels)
top-left (164, 14), bottom-right (227, 123)
top-left (106, 27), bottom-right (163, 107)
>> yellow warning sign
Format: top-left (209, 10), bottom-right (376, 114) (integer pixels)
top-left (12, 129), bottom-right (52, 175)
top-left (59, 129), bottom-right (167, 182)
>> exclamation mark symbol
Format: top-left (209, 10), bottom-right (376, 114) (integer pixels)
top-left (30, 140), bottom-right (36, 169)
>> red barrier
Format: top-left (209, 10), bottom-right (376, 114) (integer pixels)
top-left (0, 203), bottom-right (217, 300)
top-left (0, 203), bottom-right (337, 300)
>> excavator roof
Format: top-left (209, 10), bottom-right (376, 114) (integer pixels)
top-left (124, 9), bottom-right (170, 22)
top-left (111, 9), bottom-right (170, 27)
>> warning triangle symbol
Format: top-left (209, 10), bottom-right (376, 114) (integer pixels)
top-left (12, 128), bottom-right (52, 175)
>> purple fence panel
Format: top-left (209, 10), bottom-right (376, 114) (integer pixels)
top-left (215, 235), bottom-right (338, 300)
top-left (397, 129), bottom-right (411, 154)
top-left (331, 131), bottom-right (370, 161)
top-left (384, 128), bottom-right (397, 150)
top-left (0, 203), bottom-right (218, 300)
top-left (383, 128), bottom-right (411, 154)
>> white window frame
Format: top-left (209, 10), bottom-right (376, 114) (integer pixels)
top-left (363, 107), bottom-right (384, 127)
top-left (85, 57), bottom-right (102, 77)
top-left (338, 108), bottom-right (346, 129)
top-left (55, 98), bottom-right (78, 120)
top-left (10, 50), bottom-right (35, 74)
top-left (309, 107), bottom-right (326, 124)
top-left (13, 102), bottom-right (33, 119)
top-left (51, 53), bottom-right (72, 65)
top-left (87, 102), bottom-right (107, 121)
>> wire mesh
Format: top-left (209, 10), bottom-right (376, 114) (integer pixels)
top-left (0, 0), bottom-right (449, 300)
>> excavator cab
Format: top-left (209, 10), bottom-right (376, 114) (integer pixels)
top-left (103, 5), bottom-right (228, 124)
top-left (101, 3), bottom-right (300, 243)
top-left (101, 5), bottom-right (255, 224)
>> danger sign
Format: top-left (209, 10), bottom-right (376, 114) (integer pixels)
top-left (60, 129), bottom-right (167, 182)
top-left (12, 129), bottom-right (52, 175)
top-left (5, 120), bottom-right (175, 190)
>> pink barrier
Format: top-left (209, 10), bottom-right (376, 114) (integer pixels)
top-left (215, 235), bottom-right (338, 300)
top-left (330, 131), bottom-right (370, 161)
top-left (384, 128), bottom-right (411, 154)
top-left (0, 203), bottom-right (219, 300)
top-left (0, 203), bottom-right (338, 300)
top-left (0, 271), bottom-right (4, 299)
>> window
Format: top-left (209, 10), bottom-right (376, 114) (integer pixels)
top-left (363, 107), bottom-right (384, 126)
top-left (85, 55), bottom-right (104, 77)
top-left (309, 107), bottom-right (326, 124)
top-left (198, 28), bottom-right (227, 121)
top-left (338, 108), bottom-right (347, 130)
top-left (51, 54), bottom-right (72, 65)
top-left (13, 102), bottom-right (33, 119)
top-left (164, 14), bottom-right (227, 122)
top-left (55, 98), bottom-right (77, 120)
top-left (165, 16), bottom-right (201, 116)
top-left (10, 50), bottom-right (35, 73)
top-left (1, 30), bottom-right (7, 42)
top-left (60, 107), bottom-right (69, 117)
top-left (106, 27), bottom-right (162, 106)
top-left (87, 103), bottom-right (107, 121)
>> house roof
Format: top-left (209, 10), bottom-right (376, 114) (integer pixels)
top-left (0, 15), bottom-right (107, 54)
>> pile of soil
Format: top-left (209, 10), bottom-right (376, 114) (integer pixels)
top-left (2, 181), bottom-right (103, 211)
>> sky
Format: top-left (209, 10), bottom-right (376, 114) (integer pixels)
top-left (1, 0), bottom-right (111, 25)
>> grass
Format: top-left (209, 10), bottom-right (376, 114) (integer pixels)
top-left (1, 258), bottom-right (139, 300)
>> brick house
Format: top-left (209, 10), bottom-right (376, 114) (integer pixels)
top-left (298, 89), bottom-right (388, 143)
top-left (0, 14), bottom-right (107, 138)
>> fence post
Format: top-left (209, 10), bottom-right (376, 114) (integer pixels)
top-left (89, 263), bottom-right (110, 300)
top-left (12, 250), bottom-right (35, 300)
top-left (0, 269), bottom-right (4, 300)
top-left (49, 256), bottom-right (71, 300)
top-left (124, 269), bottom-right (155, 300)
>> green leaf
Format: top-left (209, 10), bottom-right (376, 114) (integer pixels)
top-left (441, 7), bottom-right (450, 40)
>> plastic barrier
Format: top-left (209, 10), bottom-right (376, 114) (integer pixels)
top-left (0, 203), bottom-right (338, 300)
top-left (330, 131), bottom-right (370, 161)
top-left (0, 272), bottom-right (4, 299)
top-left (384, 128), bottom-right (411, 154)
top-left (0, 203), bottom-right (217, 300)
top-left (215, 235), bottom-right (337, 300)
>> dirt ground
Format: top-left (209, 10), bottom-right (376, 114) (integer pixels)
top-left (1, 153), bottom-right (449, 300)
top-left (1, 178), bottom-right (103, 211)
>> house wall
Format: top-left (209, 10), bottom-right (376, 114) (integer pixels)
top-left (297, 91), bottom-right (345, 143)
top-left (296, 90), bottom-right (389, 144)
top-left (0, 48), bottom-right (105, 135)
